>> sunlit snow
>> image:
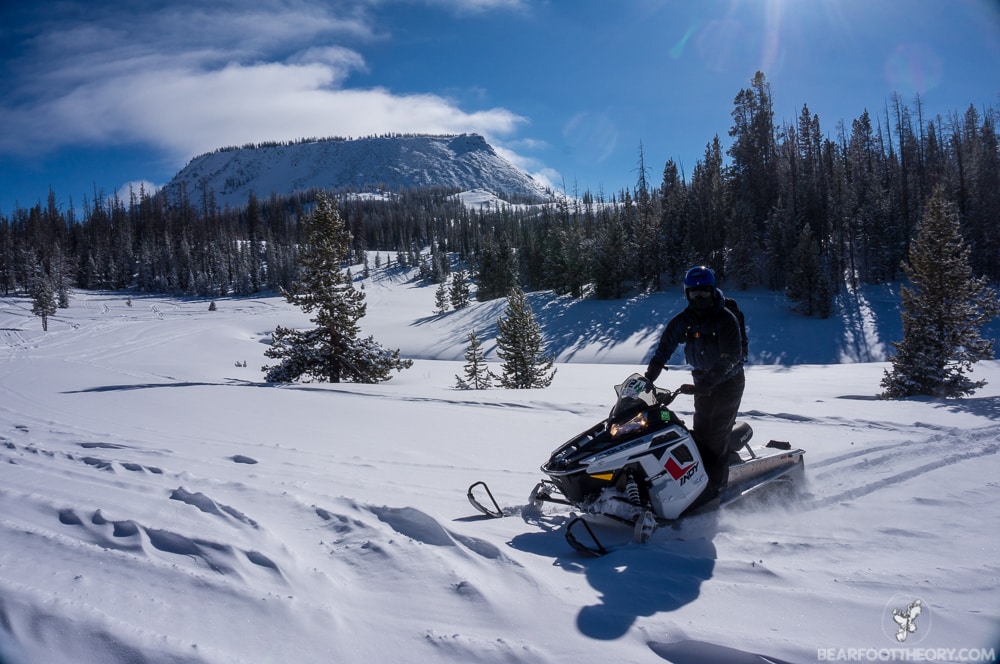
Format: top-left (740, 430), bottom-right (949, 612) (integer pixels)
top-left (1, 258), bottom-right (998, 664)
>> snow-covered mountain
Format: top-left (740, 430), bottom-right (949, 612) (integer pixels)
top-left (162, 134), bottom-right (553, 209)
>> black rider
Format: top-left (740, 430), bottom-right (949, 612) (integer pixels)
top-left (644, 265), bottom-right (745, 503)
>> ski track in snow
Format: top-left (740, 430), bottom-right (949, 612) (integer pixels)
top-left (799, 427), bottom-right (1000, 507)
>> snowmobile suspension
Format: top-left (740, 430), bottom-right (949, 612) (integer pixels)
top-left (625, 472), bottom-right (642, 506)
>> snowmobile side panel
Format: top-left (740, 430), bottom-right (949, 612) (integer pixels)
top-left (647, 441), bottom-right (710, 519)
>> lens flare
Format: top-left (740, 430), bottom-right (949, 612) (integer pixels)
top-left (884, 43), bottom-right (943, 96)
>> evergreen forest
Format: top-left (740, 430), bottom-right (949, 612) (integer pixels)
top-left (3, 73), bottom-right (998, 316)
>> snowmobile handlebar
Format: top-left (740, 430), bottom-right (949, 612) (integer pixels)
top-left (649, 385), bottom-right (684, 406)
top-left (634, 375), bottom-right (691, 407)
top-left (656, 389), bottom-right (675, 405)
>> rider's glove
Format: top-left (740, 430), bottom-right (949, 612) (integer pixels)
top-left (644, 363), bottom-right (663, 385)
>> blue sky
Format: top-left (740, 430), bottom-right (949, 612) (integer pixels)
top-left (1, 0), bottom-right (998, 213)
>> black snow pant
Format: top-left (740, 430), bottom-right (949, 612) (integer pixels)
top-left (692, 369), bottom-right (745, 494)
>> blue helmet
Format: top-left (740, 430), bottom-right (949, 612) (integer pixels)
top-left (684, 265), bottom-right (716, 289)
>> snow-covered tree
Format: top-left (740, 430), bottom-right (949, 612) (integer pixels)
top-left (496, 287), bottom-right (556, 389)
top-left (454, 329), bottom-right (496, 390)
top-left (31, 277), bottom-right (57, 331)
top-left (881, 190), bottom-right (1000, 398)
top-left (263, 193), bottom-right (411, 383)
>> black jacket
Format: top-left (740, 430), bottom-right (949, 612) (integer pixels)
top-left (648, 288), bottom-right (744, 392)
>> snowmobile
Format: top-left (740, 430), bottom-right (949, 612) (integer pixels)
top-left (467, 374), bottom-right (805, 555)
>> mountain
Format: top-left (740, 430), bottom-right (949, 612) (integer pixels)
top-left (161, 133), bottom-right (553, 209)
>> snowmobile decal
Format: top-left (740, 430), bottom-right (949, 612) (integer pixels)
top-left (590, 439), bottom-right (638, 463)
top-left (665, 456), bottom-right (697, 481)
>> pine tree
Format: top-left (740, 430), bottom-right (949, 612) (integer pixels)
top-left (454, 329), bottom-right (496, 389)
top-left (592, 206), bottom-right (630, 300)
top-left (728, 71), bottom-right (778, 281)
top-left (262, 193), bottom-right (411, 383)
top-left (633, 141), bottom-right (664, 291)
top-left (434, 282), bottom-right (450, 314)
top-left (881, 190), bottom-right (1000, 398)
top-left (659, 158), bottom-right (690, 287)
top-left (57, 284), bottom-right (70, 309)
top-left (475, 237), bottom-right (517, 301)
top-left (31, 276), bottom-right (57, 331)
top-left (543, 225), bottom-right (588, 298)
top-left (785, 224), bottom-right (831, 318)
top-left (496, 287), bottom-right (556, 389)
top-left (449, 270), bottom-right (471, 309)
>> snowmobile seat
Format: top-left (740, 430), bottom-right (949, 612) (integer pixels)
top-left (727, 421), bottom-right (753, 454)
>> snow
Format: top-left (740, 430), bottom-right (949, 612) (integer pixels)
top-left (1, 263), bottom-right (999, 664)
top-left (162, 135), bottom-right (553, 210)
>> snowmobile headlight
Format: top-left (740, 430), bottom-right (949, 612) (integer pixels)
top-left (609, 411), bottom-right (650, 439)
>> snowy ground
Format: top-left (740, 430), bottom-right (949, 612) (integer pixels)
top-left (1, 264), bottom-right (998, 664)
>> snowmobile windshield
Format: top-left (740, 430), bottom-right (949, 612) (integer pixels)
top-left (609, 374), bottom-right (658, 420)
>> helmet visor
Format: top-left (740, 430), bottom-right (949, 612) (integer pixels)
top-left (686, 286), bottom-right (713, 300)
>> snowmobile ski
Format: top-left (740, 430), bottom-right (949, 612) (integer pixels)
top-left (466, 481), bottom-right (504, 518)
top-left (565, 516), bottom-right (609, 556)
top-left (563, 509), bottom-right (658, 557)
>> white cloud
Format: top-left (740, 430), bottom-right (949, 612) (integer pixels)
top-left (491, 143), bottom-right (560, 191)
top-left (0, 1), bottom-right (533, 168)
top-left (419, 0), bottom-right (528, 14)
top-left (292, 46), bottom-right (369, 77)
top-left (529, 167), bottom-right (564, 193)
top-left (1, 57), bottom-right (525, 162)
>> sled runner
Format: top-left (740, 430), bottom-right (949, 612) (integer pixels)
top-left (467, 374), bottom-right (805, 555)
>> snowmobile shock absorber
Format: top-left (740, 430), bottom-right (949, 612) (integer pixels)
top-left (625, 472), bottom-right (642, 507)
